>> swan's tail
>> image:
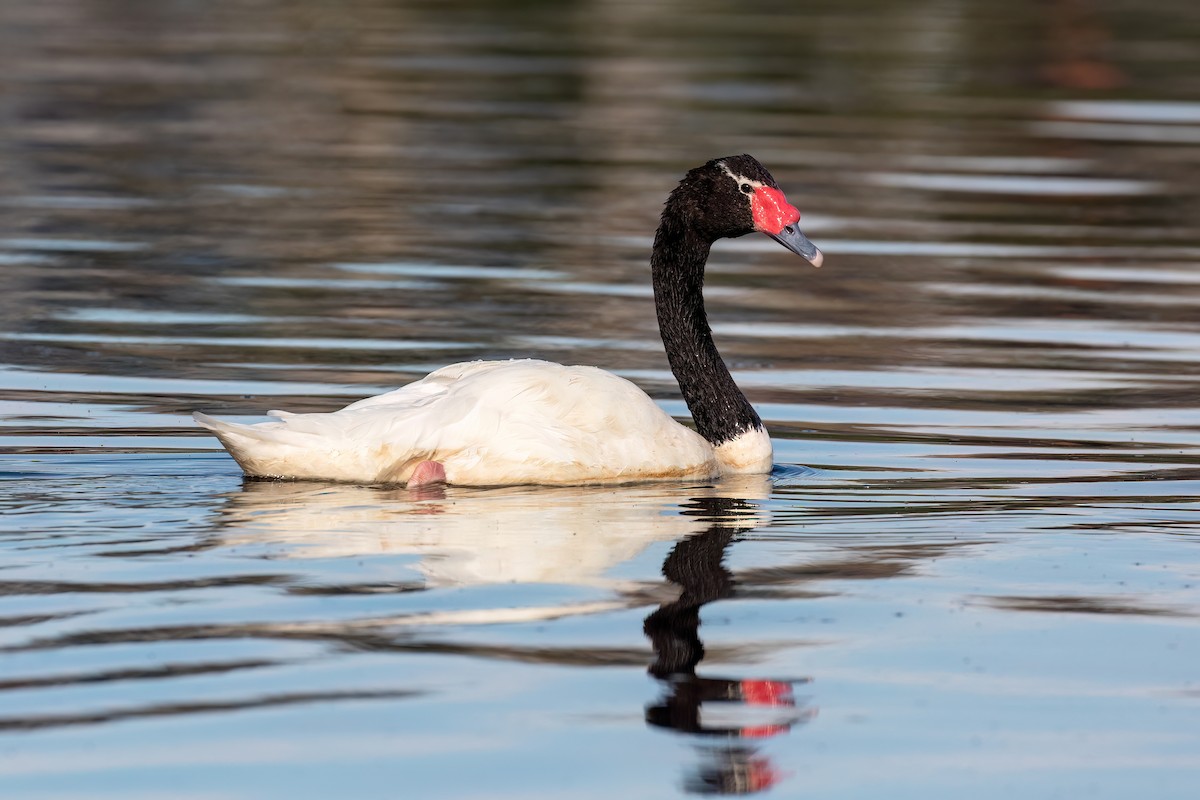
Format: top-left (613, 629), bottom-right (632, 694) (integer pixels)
top-left (194, 411), bottom-right (270, 439)
top-left (194, 412), bottom-right (319, 478)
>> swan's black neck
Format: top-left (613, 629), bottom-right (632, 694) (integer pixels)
top-left (651, 220), bottom-right (762, 447)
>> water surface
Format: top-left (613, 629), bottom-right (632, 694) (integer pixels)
top-left (1, 0), bottom-right (1199, 797)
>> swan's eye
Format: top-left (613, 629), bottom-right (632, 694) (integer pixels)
top-left (784, 225), bottom-right (794, 234)
top-left (740, 183), bottom-right (753, 194)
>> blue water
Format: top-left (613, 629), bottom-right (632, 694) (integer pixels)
top-left (2, 0), bottom-right (1200, 796)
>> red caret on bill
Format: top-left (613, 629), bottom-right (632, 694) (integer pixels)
top-left (751, 186), bottom-right (801, 235)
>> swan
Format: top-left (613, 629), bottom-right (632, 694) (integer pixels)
top-left (194, 154), bottom-right (824, 487)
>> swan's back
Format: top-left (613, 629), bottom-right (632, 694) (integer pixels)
top-left (195, 359), bottom-right (717, 485)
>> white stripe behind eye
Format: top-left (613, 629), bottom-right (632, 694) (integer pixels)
top-left (716, 160), bottom-right (765, 192)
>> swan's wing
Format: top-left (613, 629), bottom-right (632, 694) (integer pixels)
top-left (337, 360), bottom-right (506, 412)
top-left (196, 360), bottom-right (522, 445)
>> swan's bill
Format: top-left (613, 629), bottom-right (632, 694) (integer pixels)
top-left (767, 224), bottom-right (824, 267)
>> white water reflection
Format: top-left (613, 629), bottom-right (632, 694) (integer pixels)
top-left (0, 365), bottom-right (390, 396)
top-left (58, 309), bottom-right (296, 325)
top-left (925, 281), bottom-right (1200, 306)
top-left (212, 276), bottom-right (442, 291)
top-left (0, 253), bottom-right (60, 266)
top-left (1048, 266), bottom-right (1200, 285)
top-left (1, 195), bottom-right (155, 209)
top-left (1049, 100), bottom-right (1200, 124)
top-left (865, 172), bottom-right (1161, 196)
top-left (1032, 120), bottom-right (1200, 144)
top-left (0, 237), bottom-right (147, 252)
top-left (892, 155), bottom-right (1092, 173)
top-left (712, 319), bottom-right (1200, 351)
top-left (215, 477), bottom-right (771, 590)
top-left (333, 262), bottom-right (567, 280)
top-left (0, 333), bottom-right (475, 351)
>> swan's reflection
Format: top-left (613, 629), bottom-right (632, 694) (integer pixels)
top-left (644, 497), bottom-right (813, 795)
top-left (213, 478), bottom-right (808, 793)
top-left (214, 477), bottom-right (771, 589)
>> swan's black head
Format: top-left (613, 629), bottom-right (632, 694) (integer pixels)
top-left (663, 154), bottom-right (823, 267)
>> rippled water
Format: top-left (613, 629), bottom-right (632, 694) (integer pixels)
top-left (2, 0), bottom-right (1199, 797)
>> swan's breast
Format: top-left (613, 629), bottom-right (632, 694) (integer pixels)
top-left (713, 427), bottom-right (773, 474)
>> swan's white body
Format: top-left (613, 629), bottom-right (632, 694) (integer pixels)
top-left (194, 359), bottom-right (773, 485)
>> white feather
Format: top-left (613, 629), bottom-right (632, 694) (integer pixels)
top-left (193, 359), bottom-right (768, 485)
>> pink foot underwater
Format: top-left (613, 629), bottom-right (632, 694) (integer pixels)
top-left (406, 460), bottom-right (447, 489)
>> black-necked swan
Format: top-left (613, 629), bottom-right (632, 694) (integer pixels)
top-left (194, 155), bottom-right (824, 487)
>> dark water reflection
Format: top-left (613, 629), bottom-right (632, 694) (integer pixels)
top-left (2, 0), bottom-right (1200, 797)
top-left (645, 498), bottom-right (814, 795)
